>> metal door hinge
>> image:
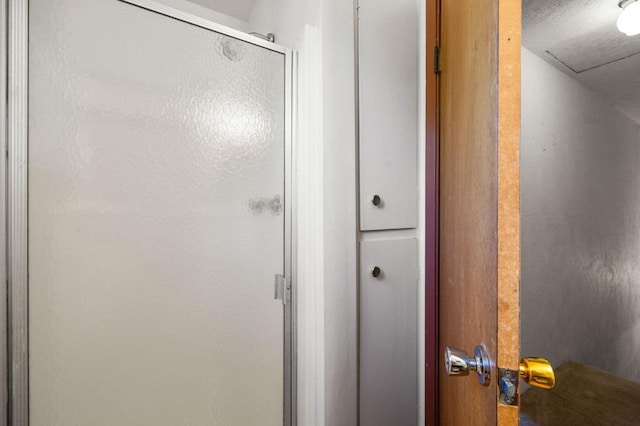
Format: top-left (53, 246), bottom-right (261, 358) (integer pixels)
top-left (498, 368), bottom-right (519, 406)
top-left (434, 46), bottom-right (441, 74)
top-left (274, 274), bottom-right (290, 305)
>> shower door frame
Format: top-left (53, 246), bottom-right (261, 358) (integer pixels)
top-left (5, 0), bottom-right (297, 424)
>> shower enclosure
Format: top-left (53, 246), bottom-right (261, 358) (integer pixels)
top-left (7, 0), bottom-right (293, 424)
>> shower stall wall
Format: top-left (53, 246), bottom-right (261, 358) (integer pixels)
top-left (8, 0), bottom-right (294, 424)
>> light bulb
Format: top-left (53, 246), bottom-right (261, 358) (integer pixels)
top-left (618, 0), bottom-right (640, 36)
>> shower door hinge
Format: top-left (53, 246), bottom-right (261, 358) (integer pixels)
top-left (274, 274), bottom-right (290, 305)
top-left (434, 46), bottom-right (441, 74)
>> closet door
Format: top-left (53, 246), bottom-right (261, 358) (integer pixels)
top-left (358, 0), bottom-right (419, 231)
top-left (360, 238), bottom-right (418, 426)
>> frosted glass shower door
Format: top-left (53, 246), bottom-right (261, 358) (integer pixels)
top-left (27, 1), bottom-right (289, 425)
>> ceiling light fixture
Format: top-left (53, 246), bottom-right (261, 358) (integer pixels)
top-left (618, 0), bottom-right (640, 36)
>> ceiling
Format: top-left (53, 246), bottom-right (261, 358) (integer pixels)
top-left (187, 0), bottom-right (258, 21)
top-left (523, 0), bottom-right (640, 123)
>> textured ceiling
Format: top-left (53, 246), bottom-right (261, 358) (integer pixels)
top-left (523, 0), bottom-right (640, 123)
top-left (186, 0), bottom-right (258, 20)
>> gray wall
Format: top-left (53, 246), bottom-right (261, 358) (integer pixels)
top-left (521, 47), bottom-right (640, 382)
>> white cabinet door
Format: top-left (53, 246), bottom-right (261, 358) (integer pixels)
top-left (360, 238), bottom-right (418, 425)
top-left (28, 1), bottom-right (288, 424)
top-left (358, 0), bottom-right (419, 231)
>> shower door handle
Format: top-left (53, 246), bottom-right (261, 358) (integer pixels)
top-left (274, 274), bottom-right (289, 305)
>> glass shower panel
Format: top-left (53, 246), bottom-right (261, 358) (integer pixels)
top-left (29, 0), bottom-right (285, 425)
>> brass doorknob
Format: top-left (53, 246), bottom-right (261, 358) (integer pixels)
top-left (519, 357), bottom-right (555, 389)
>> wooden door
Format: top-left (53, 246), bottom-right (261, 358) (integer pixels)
top-left (437, 0), bottom-right (521, 424)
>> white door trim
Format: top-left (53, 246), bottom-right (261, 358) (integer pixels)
top-left (294, 24), bottom-right (325, 426)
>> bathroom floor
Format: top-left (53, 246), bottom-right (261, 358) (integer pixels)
top-left (520, 362), bottom-right (640, 425)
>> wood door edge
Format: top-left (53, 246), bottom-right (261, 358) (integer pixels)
top-left (497, 0), bottom-right (521, 424)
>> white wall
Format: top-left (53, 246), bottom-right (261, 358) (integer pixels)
top-left (158, 0), bottom-right (320, 49)
top-left (248, 0), bottom-right (320, 48)
top-left (154, 0), bottom-right (250, 31)
top-left (521, 47), bottom-right (640, 382)
top-left (318, 1), bottom-right (358, 424)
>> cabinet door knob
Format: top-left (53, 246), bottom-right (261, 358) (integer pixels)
top-left (371, 266), bottom-right (381, 278)
top-left (371, 194), bottom-right (382, 206)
